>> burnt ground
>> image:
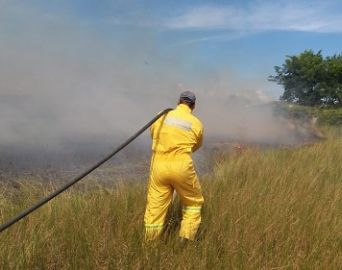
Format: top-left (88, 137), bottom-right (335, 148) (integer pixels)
top-left (0, 117), bottom-right (324, 184)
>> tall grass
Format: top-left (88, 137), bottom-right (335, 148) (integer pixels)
top-left (1, 137), bottom-right (341, 269)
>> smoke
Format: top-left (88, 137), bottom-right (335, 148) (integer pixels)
top-left (194, 73), bottom-right (295, 145)
top-left (0, 7), bottom-right (175, 146)
top-left (0, 1), bottom-right (307, 171)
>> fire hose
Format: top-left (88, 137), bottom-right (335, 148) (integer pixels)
top-left (0, 108), bottom-right (173, 233)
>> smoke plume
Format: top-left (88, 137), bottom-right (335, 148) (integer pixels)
top-left (0, 1), bottom-right (305, 171)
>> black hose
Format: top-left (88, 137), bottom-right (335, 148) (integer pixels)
top-left (0, 108), bottom-right (173, 233)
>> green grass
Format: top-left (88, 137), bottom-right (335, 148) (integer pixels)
top-left (1, 133), bottom-right (341, 269)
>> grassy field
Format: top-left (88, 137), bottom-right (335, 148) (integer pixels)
top-left (0, 128), bottom-right (341, 269)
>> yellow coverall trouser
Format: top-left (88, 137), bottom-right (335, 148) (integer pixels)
top-left (144, 154), bottom-right (204, 241)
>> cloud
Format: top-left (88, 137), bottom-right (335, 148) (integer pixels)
top-left (164, 0), bottom-right (342, 33)
top-left (166, 31), bottom-right (252, 47)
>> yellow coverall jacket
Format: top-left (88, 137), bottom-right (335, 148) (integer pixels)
top-left (144, 103), bottom-right (204, 241)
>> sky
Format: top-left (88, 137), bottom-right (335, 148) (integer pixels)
top-left (0, 0), bottom-right (342, 160)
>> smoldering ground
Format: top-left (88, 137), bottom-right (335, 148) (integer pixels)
top-left (0, 2), bottom-right (316, 176)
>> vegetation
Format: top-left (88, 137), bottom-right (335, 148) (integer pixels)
top-left (273, 102), bottom-right (342, 126)
top-left (1, 128), bottom-right (341, 269)
top-left (269, 50), bottom-right (342, 106)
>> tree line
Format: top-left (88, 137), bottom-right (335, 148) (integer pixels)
top-left (269, 50), bottom-right (342, 106)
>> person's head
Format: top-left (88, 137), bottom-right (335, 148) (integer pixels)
top-left (179, 90), bottom-right (196, 110)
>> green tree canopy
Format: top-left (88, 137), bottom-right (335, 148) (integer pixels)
top-left (269, 50), bottom-right (342, 106)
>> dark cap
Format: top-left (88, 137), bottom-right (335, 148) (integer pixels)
top-left (179, 90), bottom-right (196, 105)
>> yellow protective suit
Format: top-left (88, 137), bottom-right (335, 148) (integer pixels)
top-left (144, 103), bottom-right (204, 241)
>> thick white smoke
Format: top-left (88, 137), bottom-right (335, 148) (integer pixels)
top-left (0, 1), bottom-right (306, 171)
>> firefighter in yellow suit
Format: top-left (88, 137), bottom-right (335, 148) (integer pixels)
top-left (144, 91), bottom-right (204, 241)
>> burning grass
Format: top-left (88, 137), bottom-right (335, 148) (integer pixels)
top-left (0, 130), bottom-right (341, 269)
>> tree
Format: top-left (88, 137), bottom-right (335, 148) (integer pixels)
top-left (325, 54), bottom-right (342, 105)
top-left (269, 50), bottom-right (342, 106)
